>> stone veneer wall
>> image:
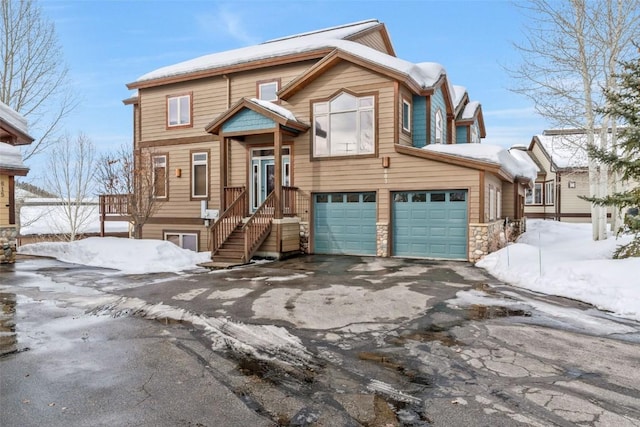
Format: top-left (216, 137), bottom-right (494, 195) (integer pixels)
top-left (469, 218), bottom-right (527, 263)
top-left (299, 222), bottom-right (310, 254)
top-left (0, 226), bottom-right (17, 263)
top-left (376, 222), bottom-right (389, 257)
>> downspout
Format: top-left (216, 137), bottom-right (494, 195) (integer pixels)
top-left (223, 74), bottom-right (230, 108)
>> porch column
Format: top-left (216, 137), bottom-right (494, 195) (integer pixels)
top-left (274, 128), bottom-right (283, 219)
top-left (220, 134), bottom-right (227, 210)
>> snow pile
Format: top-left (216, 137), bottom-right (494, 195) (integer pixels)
top-left (425, 143), bottom-right (538, 182)
top-left (0, 100), bottom-right (29, 136)
top-left (250, 98), bottom-right (298, 121)
top-left (0, 142), bottom-right (27, 170)
top-left (18, 237), bottom-right (211, 274)
top-left (476, 220), bottom-right (640, 321)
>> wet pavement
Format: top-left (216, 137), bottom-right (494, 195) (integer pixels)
top-left (1, 254), bottom-right (640, 426)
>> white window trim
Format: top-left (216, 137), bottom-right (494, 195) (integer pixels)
top-left (191, 152), bottom-right (208, 198)
top-left (545, 180), bottom-right (555, 205)
top-left (167, 94), bottom-right (191, 127)
top-left (526, 182), bottom-right (543, 205)
top-left (435, 109), bottom-right (443, 144)
top-left (489, 187), bottom-right (496, 221)
top-left (312, 92), bottom-right (375, 158)
top-left (152, 154), bottom-right (167, 199)
top-left (497, 189), bottom-right (502, 219)
top-left (258, 81), bottom-right (279, 102)
top-left (402, 98), bottom-right (411, 133)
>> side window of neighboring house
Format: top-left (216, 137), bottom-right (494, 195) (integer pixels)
top-left (497, 189), bottom-right (502, 219)
top-left (402, 97), bottom-right (411, 134)
top-left (165, 232), bottom-right (198, 251)
top-left (191, 152), bottom-right (208, 198)
top-left (489, 187), bottom-right (496, 220)
top-left (167, 93), bottom-right (191, 128)
top-left (545, 180), bottom-right (555, 205)
top-left (152, 154), bottom-right (168, 198)
top-left (257, 80), bottom-right (279, 102)
top-left (434, 109), bottom-right (443, 144)
top-left (525, 182), bottom-right (542, 205)
top-left (313, 91), bottom-right (375, 158)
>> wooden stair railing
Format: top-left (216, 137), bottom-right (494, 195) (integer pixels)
top-left (210, 187), bottom-right (247, 255)
top-left (242, 191), bottom-right (276, 263)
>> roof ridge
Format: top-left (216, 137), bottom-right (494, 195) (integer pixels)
top-left (262, 19), bottom-right (379, 44)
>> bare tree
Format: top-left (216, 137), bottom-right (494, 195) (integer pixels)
top-left (0, 0), bottom-right (77, 160)
top-left (509, 0), bottom-right (640, 240)
top-left (97, 145), bottom-right (163, 239)
top-left (45, 133), bottom-right (97, 241)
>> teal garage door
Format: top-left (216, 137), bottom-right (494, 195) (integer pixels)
top-left (314, 192), bottom-right (377, 255)
top-left (392, 190), bottom-right (468, 259)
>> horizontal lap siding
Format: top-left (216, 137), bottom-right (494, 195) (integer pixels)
top-left (228, 62), bottom-right (315, 102)
top-left (560, 171), bottom-right (591, 213)
top-left (350, 32), bottom-right (390, 54)
top-left (282, 62), bottom-right (480, 224)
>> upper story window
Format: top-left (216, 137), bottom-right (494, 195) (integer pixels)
top-left (545, 180), bottom-right (555, 205)
top-left (402, 98), bottom-right (411, 134)
top-left (313, 91), bottom-right (375, 158)
top-left (167, 93), bottom-right (191, 128)
top-left (434, 110), bottom-right (443, 144)
top-left (525, 182), bottom-right (542, 205)
top-left (471, 124), bottom-right (479, 143)
top-left (257, 80), bottom-right (279, 102)
top-left (152, 154), bottom-right (168, 199)
top-left (191, 151), bottom-right (208, 198)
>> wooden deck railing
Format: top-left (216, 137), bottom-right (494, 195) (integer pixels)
top-left (283, 186), bottom-right (310, 223)
top-left (99, 194), bottom-right (130, 215)
top-left (211, 188), bottom-right (247, 253)
top-left (224, 186), bottom-right (246, 210)
top-left (242, 191), bottom-right (275, 263)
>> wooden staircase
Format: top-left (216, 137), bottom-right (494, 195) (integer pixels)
top-left (212, 224), bottom-right (246, 264)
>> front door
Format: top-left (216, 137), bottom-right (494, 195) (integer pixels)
top-left (251, 147), bottom-right (290, 211)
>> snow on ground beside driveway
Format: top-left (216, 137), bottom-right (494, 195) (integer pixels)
top-left (19, 237), bottom-right (211, 274)
top-left (476, 220), bottom-right (640, 322)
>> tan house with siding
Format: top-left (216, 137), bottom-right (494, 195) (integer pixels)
top-left (0, 101), bottom-right (33, 263)
top-left (523, 129), bottom-right (626, 223)
top-left (117, 19), bottom-right (532, 264)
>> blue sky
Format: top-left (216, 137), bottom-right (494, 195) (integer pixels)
top-left (35, 0), bottom-right (547, 171)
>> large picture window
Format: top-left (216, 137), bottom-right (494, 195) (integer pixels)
top-left (167, 94), bottom-right (191, 127)
top-left (191, 151), bottom-right (208, 198)
top-left (313, 92), bottom-right (375, 157)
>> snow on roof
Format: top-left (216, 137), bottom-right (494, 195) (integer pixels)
top-left (250, 98), bottom-right (298, 121)
top-left (536, 133), bottom-right (589, 168)
top-left (0, 142), bottom-right (27, 170)
top-left (263, 19), bottom-right (380, 44)
top-left (452, 85), bottom-right (467, 108)
top-left (0, 100), bottom-right (29, 136)
top-left (509, 147), bottom-right (540, 173)
top-left (424, 143), bottom-right (537, 181)
top-left (461, 101), bottom-right (480, 120)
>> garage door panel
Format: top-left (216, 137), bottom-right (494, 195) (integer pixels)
top-left (314, 192), bottom-right (376, 256)
top-left (393, 190), bottom-right (468, 259)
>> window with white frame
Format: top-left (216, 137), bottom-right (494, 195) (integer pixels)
top-left (402, 98), bottom-right (411, 133)
top-left (489, 187), bottom-right (496, 220)
top-left (471, 124), bottom-right (479, 143)
top-left (545, 180), bottom-right (555, 205)
top-left (313, 92), bottom-right (375, 157)
top-left (525, 182), bottom-right (542, 205)
top-left (434, 109), bottom-right (443, 144)
top-left (152, 155), bottom-right (167, 198)
top-left (167, 94), bottom-right (191, 127)
top-left (191, 152), bottom-right (208, 198)
top-left (165, 232), bottom-right (198, 251)
top-left (258, 80), bottom-right (279, 102)
top-left (497, 189), bottom-right (502, 219)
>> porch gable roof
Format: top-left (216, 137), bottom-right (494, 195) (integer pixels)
top-left (205, 97), bottom-right (310, 136)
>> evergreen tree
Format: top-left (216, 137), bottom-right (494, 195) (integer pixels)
top-left (585, 52), bottom-right (640, 258)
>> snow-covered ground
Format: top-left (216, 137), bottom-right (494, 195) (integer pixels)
top-left (18, 237), bottom-right (210, 274)
top-left (477, 219), bottom-right (639, 322)
top-left (17, 220), bottom-right (639, 322)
